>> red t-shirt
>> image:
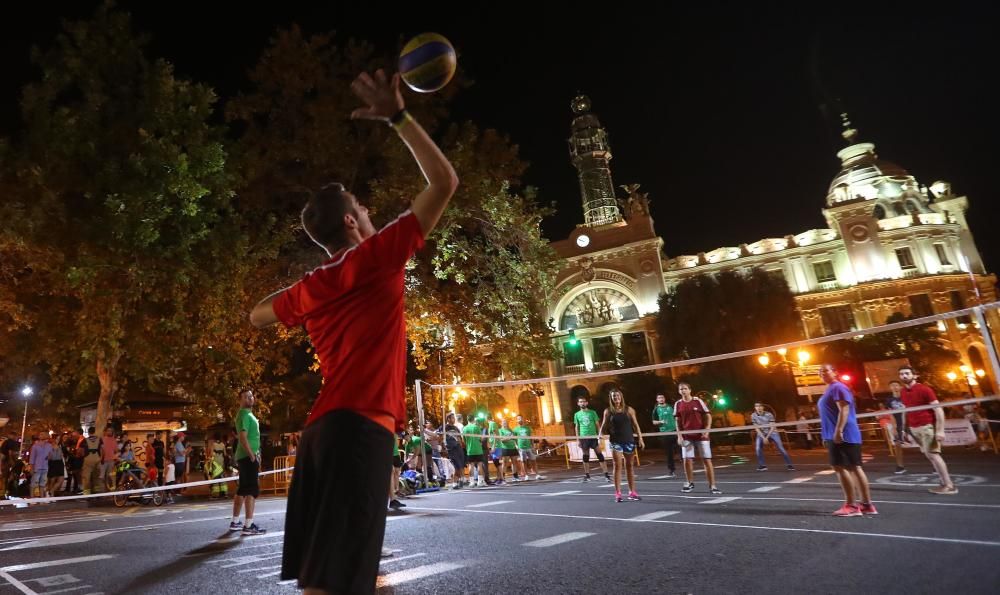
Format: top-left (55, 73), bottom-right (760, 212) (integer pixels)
top-left (900, 382), bottom-right (937, 428)
top-left (674, 397), bottom-right (710, 441)
top-left (273, 211), bottom-right (425, 432)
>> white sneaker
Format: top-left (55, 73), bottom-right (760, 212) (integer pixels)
top-left (535, 474), bottom-right (546, 480)
top-left (477, 479), bottom-right (486, 487)
top-left (381, 547), bottom-right (393, 558)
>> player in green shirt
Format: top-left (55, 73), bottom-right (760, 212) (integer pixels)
top-left (486, 419), bottom-right (503, 484)
top-left (498, 419), bottom-right (519, 482)
top-left (652, 394), bottom-right (678, 478)
top-left (574, 397), bottom-right (610, 482)
top-left (462, 420), bottom-right (486, 487)
top-left (513, 415), bottom-right (545, 480)
top-left (232, 389), bottom-right (265, 535)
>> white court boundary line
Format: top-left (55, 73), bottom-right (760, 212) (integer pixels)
top-left (0, 555), bottom-right (116, 595)
top-left (406, 506), bottom-right (1000, 547)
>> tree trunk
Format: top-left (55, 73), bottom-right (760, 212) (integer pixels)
top-left (95, 354), bottom-right (121, 433)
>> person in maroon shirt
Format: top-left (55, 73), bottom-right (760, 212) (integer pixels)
top-left (250, 69), bottom-right (457, 594)
top-left (673, 382), bottom-right (722, 495)
top-left (898, 366), bottom-right (957, 494)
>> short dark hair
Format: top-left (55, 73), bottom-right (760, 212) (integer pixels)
top-left (301, 183), bottom-right (356, 251)
top-left (888, 380), bottom-right (903, 386)
top-left (898, 365), bottom-right (915, 373)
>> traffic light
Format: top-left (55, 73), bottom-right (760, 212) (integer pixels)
top-left (717, 395), bottom-right (728, 407)
top-left (567, 329), bottom-right (579, 346)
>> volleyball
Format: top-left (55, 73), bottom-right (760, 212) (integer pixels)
top-left (398, 33), bottom-right (457, 93)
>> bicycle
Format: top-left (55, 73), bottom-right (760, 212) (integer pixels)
top-left (111, 462), bottom-right (163, 508)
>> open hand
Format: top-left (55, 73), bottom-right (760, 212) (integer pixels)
top-left (350, 69), bottom-right (405, 122)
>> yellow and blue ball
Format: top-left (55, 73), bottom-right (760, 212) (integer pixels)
top-left (398, 33), bottom-right (457, 93)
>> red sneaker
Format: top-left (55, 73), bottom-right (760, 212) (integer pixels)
top-left (858, 502), bottom-right (879, 515)
top-left (832, 504), bottom-right (862, 517)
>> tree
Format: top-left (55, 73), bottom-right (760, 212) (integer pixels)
top-left (4, 5), bottom-right (243, 431)
top-left (656, 269), bottom-right (804, 412)
top-left (225, 27), bottom-right (560, 394)
top-left (820, 312), bottom-right (962, 396)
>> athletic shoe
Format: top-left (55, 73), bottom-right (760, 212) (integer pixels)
top-left (476, 479), bottom-right (486, 488)
top-left (242, 523), bottom-right (266, 535)
top-left (605, 473), bottom-right (612, 483)
top-left (615, 491), bottom-right (623, 503)
top-left (583, 475), bottom-right (591, 482)
top-left (832, 504), bottom-right (862, 517)
top-left (929, 485), bottom-right (958, 495)
top-left (228, 520), bottom-right (243, 532)
top-left (756, 466), bottom-right (768, 472)
top-left (494, 479), bottom-right (506, 486)
top-left (511, 477), bottom-right (521, 483)
top-left (389, 499), bottom-right (405, 510)
top-left (381, 547), bottom-right (394, 558)
top-left (894, 467), bottom-right (907, 475)
top-left (627, 491), bottom-right (641, 501)
top-left (786, 465), bottom-right (796, 471)
top-left (710, 486), bottom-right (723, 495)
top-left (536, 474), bottom-right (546, 480)
top-left (681, 482), bottom-right (695, 493)
top-left (858, 502), bottom-right (878, 515)
top-left (665, 472), bottom-right (676, 479)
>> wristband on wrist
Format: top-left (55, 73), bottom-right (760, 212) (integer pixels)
top-left (389, 109), bottom-right (412, 131)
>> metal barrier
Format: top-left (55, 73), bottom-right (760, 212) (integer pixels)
top-left (270, 455), bottom-right (295, 494)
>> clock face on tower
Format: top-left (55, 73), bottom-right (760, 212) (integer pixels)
top-left (576, 234), bottom-right (591, 247)
top-left (560, 287), bottom-right (640, 330)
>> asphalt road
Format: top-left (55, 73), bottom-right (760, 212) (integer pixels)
top-left (1, 445), bottom-right (998, 594)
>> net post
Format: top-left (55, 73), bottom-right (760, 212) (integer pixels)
top-left (416, 381), bottom-right (429, 489)
top-left (973, 306), bottom-right (1000, 388)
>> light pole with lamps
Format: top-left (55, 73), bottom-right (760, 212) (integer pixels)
top-left (757, 348), bottom-right (813, 404)
top-left (19, 385), bottom-right (33, 459)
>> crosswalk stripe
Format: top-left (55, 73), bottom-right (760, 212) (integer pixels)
top-left (785, 477), bottom-right (814, 484)
top-left (387, 513), bottom-right (428, 521)
top-left (649, 475), bottom-right (677, 480)
top-left (376, 562), bottom-right (467, 587)
top-left (702, 496), bottom-right (741, 504)
top-left (815, 470), bottom-right (837, 475)
top-left (749, 486), bottom-right (782, 493)
top-left (466, 500), bottom-right (513, 508)
top-left (629, 511), bottom-right (680, 521)
top-left (380, 553), bottom-right (427, 565)
top-left (542, 490), bottom-right (581, 497)
top-left (523, 532), bottom-right (595, 548)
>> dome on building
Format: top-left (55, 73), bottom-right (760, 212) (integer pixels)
top-left (826, 142), bottom-right (921, 208)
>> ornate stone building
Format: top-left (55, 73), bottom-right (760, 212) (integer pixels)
top-left (507, 98), bottom-right (996, 436)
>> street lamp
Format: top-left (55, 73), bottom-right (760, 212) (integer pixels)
top-left (757, 354), bottom-right (770, 367)
top-left (797, 349), bottom-right (811, 365)
top-left (19, 385), bottom-right (33, 459)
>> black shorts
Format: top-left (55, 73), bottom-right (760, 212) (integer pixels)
top-left (579, 438), bottom-right (599, 452)
top-left (282, 410), bottom-right (392, 593)
top-left (501, 448), bottom-right (518, 458)
top-left (392, 453), bottom-right (403, 468)
top-left (825, 441), bottom-right (863, 467)
top-left (236, 456), bottom-right (260, 497)
top-left (448, 448), bottom-right (465, 469)
top-left (466, 453), bottom-right (484, 464)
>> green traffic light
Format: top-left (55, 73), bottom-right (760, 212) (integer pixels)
top-left (717, 397), bottom-right (728, 407)
top-left (567, 329), bottom-right (578, 346)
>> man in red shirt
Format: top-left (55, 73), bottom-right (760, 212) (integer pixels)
top-left (899, 366), bottom-right (957, 494)
top-left (673, 382), bottom-right (721, 495)
top-left (250, 70), bottom-right (457, 594)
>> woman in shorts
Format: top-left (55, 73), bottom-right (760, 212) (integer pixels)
top-left (599, 389), bottom-right (645, 502)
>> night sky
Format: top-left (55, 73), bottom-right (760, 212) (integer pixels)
top-left (3, 3), bottom-right (997, 269)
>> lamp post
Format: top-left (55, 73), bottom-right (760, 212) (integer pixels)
top-left (757, 349), bottom-right (813, 404)
top-left (19, 386), bottom-right (33, 459)
top-left (950, 366), bottom-right (980, 396)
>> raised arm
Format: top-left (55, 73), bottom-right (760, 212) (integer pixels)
top-left (350, 70), bottom-right (458, 236)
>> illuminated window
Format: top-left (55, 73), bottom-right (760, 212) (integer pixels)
top-left (908, 294), bottom-right (933, 318)
top-left (819, 305), bottom-right (856, 335)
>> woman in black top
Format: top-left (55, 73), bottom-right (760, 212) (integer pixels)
top-left (599, 389), bottom-right (645, 502)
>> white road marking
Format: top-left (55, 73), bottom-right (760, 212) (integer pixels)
top-left (785, 477), bottom-right (814, 484)
top-left (1, 555), bottom-right (116, 573)
top-left (1, 532), bottom-right (112, 551)
top-left (629, 511), bottom-right (681, 521)
top-left (238, 564), bottom-right (282, 574)
top-left (542, 490), bottom-right (581, 497)
top-left (466, 500), bottom-right (514, 508)
top-left (379, 553), bottom-right (427, 565)
top-left (387, 513), bottom-right (428, 520)
top-left (815, 470), bottom-right (837, 475)
top-left (214, 531), bottom-right (284, 543)
top-left (649, 475), bottom-right (677, 480)
top-left (0, 571), bottom-right (35, 595)
top-left (749, 486), bottom-right (782, 493)
top-left (702, 497), bottom-right (741, 504)
top-left (523, 532), bottom-right (595, 548)
top-left (410, 506), bottom-right (1000, 547)
top-left (218, 553), bottom-right (283, 569)
top-left (26, 584), bottom-right (91, 595)
top-left (0, 521), bottom-right (68, 532)
top-left (376, 562), bottom-right (467, 587)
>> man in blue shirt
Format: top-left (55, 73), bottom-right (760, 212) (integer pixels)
top-left (818, 363), bottom-right (876, 517)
